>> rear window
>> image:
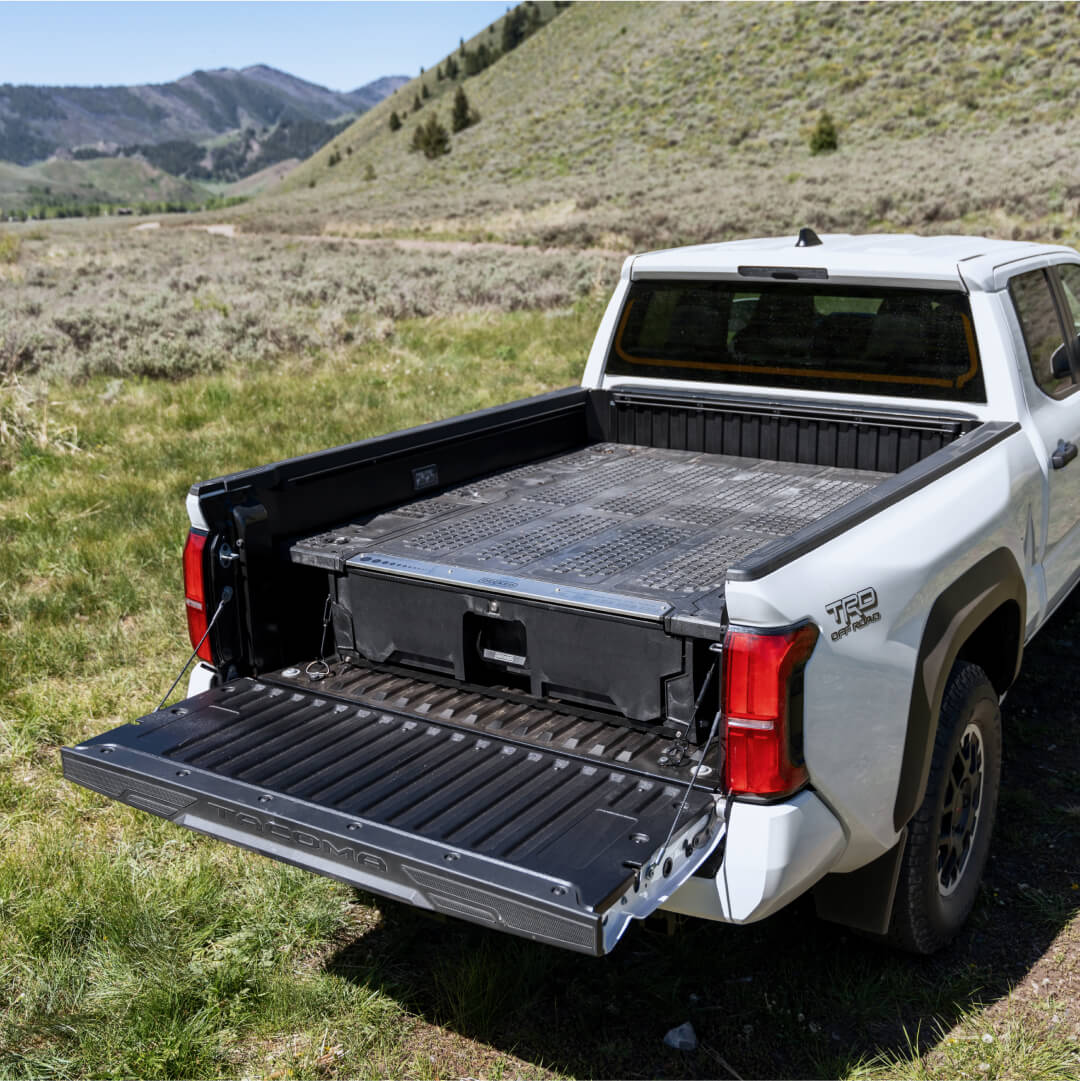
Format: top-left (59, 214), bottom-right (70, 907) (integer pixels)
top-left (604, 280), bottom-right (986, 403)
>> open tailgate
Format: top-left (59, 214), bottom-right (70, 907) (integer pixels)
top-left (62, 674), bottom-right (723, 955)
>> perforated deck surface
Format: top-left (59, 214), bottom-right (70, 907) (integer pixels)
top-left (290, 444), bottom-right (888, 610)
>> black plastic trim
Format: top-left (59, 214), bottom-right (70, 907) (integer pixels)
top-left (62, 677), bottom-right (718, 955)
top-left (62, 743), bottom-right (605, 954)
top-left (727, 421), bottom-right (1020, 582)
top-left (813, 829), bottom-right (907, 935)
top-left (892, 547), bottom-right (1025, 832)
top-left (189, 387), bottom-right (590, 506)
top-left (737, 265), bottom-right (829, 280)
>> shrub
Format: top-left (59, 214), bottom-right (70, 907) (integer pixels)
top-left (411, 114), bottom-right (451, 159)
top-left (810, 111), bottom-right (839, 154)
top-left (388, 111), bottom-right (402, 132)
top-left (0, 233), bottom-right (20, 265)
top-left (364, 163), bottom-right (376, 181)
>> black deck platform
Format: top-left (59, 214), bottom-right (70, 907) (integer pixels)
top-left (289, 443), bottom-right (887, 613)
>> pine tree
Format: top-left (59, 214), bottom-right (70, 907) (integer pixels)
top-left (809, 111), bottom-right (838, 154)
top-left (502, 7), bottom-right (527, 52)
top-left (388, 111), bottom-right (402, 132)
top-left (445, 55), bottom-right (459, 79)
top-left (422, 82), bottom-right (431, 100)
top-left (412, 94), bottom-right (422, 112)
top-left (452, 86), bottom-right (473, 133)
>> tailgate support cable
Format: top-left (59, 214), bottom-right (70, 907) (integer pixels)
top-left (646, 659), bottom-right (721, 883)
top-left (305, 595), bottom-right (334, 681)
top-left (156, 587), bottom-right (233, 710)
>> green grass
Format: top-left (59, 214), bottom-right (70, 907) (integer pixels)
top-left (0, 157), bottom-right (208, 214)
top-left (0, 233), bottom-right (19, 265)
top-left (0, 304), bottom-right (599, 1079)
top-left (2, 292), bottom-right (1080, 1078)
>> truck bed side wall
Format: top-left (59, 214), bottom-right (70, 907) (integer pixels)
top-left (191, 388), bottom-right (598, 674)
top-left (725, 428), bottom-right (1041, 871)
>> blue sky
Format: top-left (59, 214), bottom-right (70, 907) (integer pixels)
top-left (1, 2), bottom-right (515, 90)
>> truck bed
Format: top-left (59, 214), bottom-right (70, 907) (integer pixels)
top-left (289, 442), bottom-right (888, 617)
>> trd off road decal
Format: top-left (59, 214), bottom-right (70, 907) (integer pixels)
top-left (826, 587), bottom-right (880, 642)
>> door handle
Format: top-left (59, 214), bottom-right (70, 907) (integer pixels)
top-left (1052, 439), bottom-right (1078, 469)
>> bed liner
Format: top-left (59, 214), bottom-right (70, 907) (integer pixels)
top-left (288, 442), bottom-right (889, 618)
top-left (62, 668), bottom-right (721, 955)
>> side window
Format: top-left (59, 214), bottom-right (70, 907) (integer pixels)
top-left (1055, 264), bottom-right (1080, 338)
top-left (1009, 269), bottom-right (1074, 400)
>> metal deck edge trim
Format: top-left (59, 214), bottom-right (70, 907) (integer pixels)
top-left (345, 552), bottom-right (673, 621)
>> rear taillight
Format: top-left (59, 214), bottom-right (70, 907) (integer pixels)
top-left (183, 530), bottom-right (213, 663)
top-left (722, 622), bottom-right (818, 798)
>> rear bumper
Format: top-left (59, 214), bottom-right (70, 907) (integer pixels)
top-left (661, 790), bottom-right (846, 924)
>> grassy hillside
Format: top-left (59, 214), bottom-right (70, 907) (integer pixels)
top-left (0, 156), bottom-right (210, 213)
top-left (243, 1), bottom-right (1080, 250)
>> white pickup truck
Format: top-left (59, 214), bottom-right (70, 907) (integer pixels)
top-left (64, 231), bottom-right (1080, 956)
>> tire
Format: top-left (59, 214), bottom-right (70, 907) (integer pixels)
top-left (888, 660), bottom-right (1002, 954)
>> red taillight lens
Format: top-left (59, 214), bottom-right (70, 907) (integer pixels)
top-left (183, 530), bottom-right (213, 664)
top-left (722, 623), bottom-right (818, 797)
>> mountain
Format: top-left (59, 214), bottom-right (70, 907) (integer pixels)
top-left (257, 1), bottom-right (1080, 255)
top-left (349, 75), bottom-right (412, 112)
top-left (0, 67), bottom-right (408, 164)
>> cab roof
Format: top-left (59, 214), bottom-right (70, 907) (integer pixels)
top-left (627, 232), bottom-right (1078, 291)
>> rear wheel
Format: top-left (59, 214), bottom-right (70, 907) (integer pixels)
top-left (889, 661), bottom-right (1001, 954)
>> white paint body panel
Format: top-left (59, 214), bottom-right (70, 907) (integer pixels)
top-left (183, 232), bottom-right (1080, 928)
top-left (186, 661), bottom-right (218, 697)
top-left (580, 233), bottom-right (1080, 919)
top-left (662, 792), bottom-right (846, 923)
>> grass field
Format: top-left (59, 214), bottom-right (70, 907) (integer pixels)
top-left (1, 210), bottom-right (1079, 1079)
top-left (0, 157), bottom-right (209, 215)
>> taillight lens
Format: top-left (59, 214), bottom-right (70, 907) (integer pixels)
top-left (722, 622), bottom-right (818, 797)
top-left (183, 530), bottom-right (213, 663)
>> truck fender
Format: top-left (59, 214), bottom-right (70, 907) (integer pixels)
top-left (893, 547), bottom-right (1025, 834)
